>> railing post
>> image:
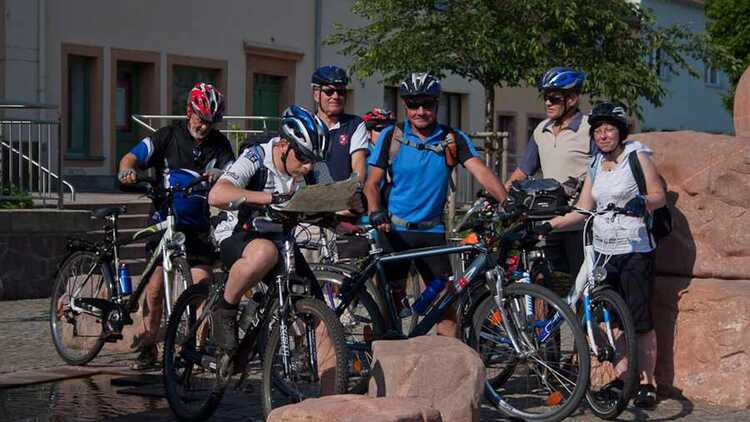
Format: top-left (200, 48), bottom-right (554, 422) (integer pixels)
top-left (57, 112), bottom-right (63, 209)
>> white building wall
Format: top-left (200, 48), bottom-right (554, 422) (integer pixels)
top-left (639, 0), bottom-right (733, 134)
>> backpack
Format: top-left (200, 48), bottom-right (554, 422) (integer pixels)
top-left (627, 151), bottom-right (673, 243)
top-left (234, 145), bottom-right (269, 233)
top-left (590, 151), bottom-right (672, 244)
top-left (380, 122), bottom-right (460, 206)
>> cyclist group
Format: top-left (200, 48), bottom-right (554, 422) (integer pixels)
top-left (116, 64), bottom-right (664, 411)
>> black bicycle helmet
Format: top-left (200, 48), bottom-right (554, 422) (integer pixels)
top-left (399, 73), bottom-right (441, 98)
top-left (311, 65), bottom-right (349, 86)
top-left (589, 102), bottom-right (629, 139)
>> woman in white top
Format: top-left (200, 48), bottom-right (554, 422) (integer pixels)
top-left (539, 102), bottom-right (666, 409)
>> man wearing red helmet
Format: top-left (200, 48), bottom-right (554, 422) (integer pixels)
top-left (118, 82), bottom-right (235, 369)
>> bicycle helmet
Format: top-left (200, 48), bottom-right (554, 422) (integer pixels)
top-left (399, 73), bottom-right (441, 98)
top-left (589, 102), bottom-right (629, 139)
top-left (362, 107), bottom-right (396, 131)
top-left (311, 65), bottom-right (349, 86)
top-left (280, 105), bottom-right (330, 162)
top-left (538, 67), bottom-right (585, 92)
top-left (187, 82), bottom-right (225, 123)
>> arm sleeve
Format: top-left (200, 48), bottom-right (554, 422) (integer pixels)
top-left (518, 135), bottom-right (540, 175)
top-left (130, 127), bottom-right (169, 169)
top-left (349, 121), bottom-right (370, 154)
top-left (368, 125), bottom-right (394, 169)
top-left (218, 146), bottom-right (261, 188)
top-left (455, 130), bottom-right (480, 165)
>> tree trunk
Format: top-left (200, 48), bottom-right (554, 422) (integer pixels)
top-left (484, 84), bottom-right (497, 172)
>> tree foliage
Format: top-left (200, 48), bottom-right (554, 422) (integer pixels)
top-left (326, 0), bottom-right (707, 128)
top-left (706, 0), bottom-right (750, 110)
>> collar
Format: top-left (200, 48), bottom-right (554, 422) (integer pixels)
top-left (321, 113), bottom-right (354, 130)
top-left (403, 120), bottom-right (445, 143)
top-left (261, 138), bottom-right (280, 177)
top-left (542, 110), bottom-right (584, 133)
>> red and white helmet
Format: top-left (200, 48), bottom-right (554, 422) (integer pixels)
top-left (187, 82), bottom-right (225, 123)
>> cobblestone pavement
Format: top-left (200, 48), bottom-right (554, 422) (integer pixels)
top-left (1, 298), bottom-right (749, 421)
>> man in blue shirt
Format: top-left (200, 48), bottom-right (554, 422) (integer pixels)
top-left (363, 73), bottom-right (506, 336)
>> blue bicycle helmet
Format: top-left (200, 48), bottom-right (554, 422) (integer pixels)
top-left (280, 105), bottom-right (330, 162)
top-left (311, 65), bottom-right (349, 86)
top-left (539, 67), bottom-right (585, 92)
top-left (399, 73), bottom-right (441, 98)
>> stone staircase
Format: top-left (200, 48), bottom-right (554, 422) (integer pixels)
top-left (64, 193), bottom-right (152, 278)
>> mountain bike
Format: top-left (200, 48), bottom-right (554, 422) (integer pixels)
top-left (324, 197), bottom-right (591, 422)
top-left (162, 206), bottom-right (349, 421)
top-left (471, 200), bottom-right (638, 420)
top-left (50, 176), bottom-right (208, 365)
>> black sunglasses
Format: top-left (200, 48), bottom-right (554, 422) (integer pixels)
top-left (404, 98), bottom-right (437, 110)
top-left (192, 146), bottom-right (203, 164)
top-left (543, 93), bottom-right (566, 104)
top-left (320, 87), bottom-right (347, 96)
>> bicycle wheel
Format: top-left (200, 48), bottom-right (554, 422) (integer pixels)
top-left (316, 269), bottom-right (385, 393)
top-left (261, 298), bottom-right (349, 417)
top-left (473, 282), bottom-right (590, 422)
top-left (50, 251), bottom-right (111, 365)
top-left (163, 256), bottom-right (194, 323)
top-left (584, 288), bottom-right (638, 420)
top-left (163, 283), bottom-right (223, 421)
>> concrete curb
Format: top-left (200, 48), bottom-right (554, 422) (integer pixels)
top-left (0, 365), bottom-right (143, 389)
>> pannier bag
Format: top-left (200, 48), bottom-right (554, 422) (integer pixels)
top-left (505, 178), bottom-right (569, 219)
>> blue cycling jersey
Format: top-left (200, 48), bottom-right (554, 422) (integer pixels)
top-left (369, 121), bottom-right (478, 233)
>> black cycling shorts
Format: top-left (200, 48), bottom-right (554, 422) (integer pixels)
top-left (380, 230), bottom-right (453, 286)
top-left (602, 252), bottom-right (655, 333)
top-left (146, 230), bottom-right (216, 267)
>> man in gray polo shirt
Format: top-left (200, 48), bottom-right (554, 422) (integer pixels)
top-left (505, 67), bottom-right (592, 281)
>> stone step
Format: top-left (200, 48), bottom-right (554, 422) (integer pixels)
top-left (119, 242), bottom-right (148, 260)
top-left (67, 201), bottom-right (152, 216)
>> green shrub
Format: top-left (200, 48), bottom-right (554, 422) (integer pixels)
top-left (0, 185), bottom-right (33, 209)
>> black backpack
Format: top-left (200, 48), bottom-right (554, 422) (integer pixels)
top-left (627, 152), bottom-right (672, 243)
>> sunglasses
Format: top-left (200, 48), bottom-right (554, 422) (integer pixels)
top-left (320, 87), bottom-right (347, 96)
top-left (404, 98), bottom-right (437, 110)
top-left (192, 146), bottom-right (203, 164)
top-left (543, 93), bottom-right (566, 104)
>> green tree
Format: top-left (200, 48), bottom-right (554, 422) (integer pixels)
top-left (706, 0), bottom-right (750, 111)
top-left (326, 0), bottom-right (706, 131)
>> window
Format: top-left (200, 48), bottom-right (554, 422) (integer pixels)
top-left (649, 49), bottom-right (667, 79)
top-left (67, 56), bottom-right (93, 155)
top-left (439, 92), bottom-right (462, 128)
top-left (705, 65), bottom-right (720, 87)
top-left (172, 65), bottom-right (220, 114)
top-left (384, 86), bottom-right (399, 115)
top-left (497, 114), bottom-right (517, 158)
top-left (527, 117), bottom-right (544, 142)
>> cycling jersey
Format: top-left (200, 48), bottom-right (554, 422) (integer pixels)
top-left (369, 121), bottom-right (478, 233)
top-left (324, 114), bottom-right (369, 181)
top-left (130, 121), bottom-right (234, 231)
top-left (213, 137), bottom-right (302, 241)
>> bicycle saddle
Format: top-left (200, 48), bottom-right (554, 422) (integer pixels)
top-left (92, 205), bottom-right (128, 219)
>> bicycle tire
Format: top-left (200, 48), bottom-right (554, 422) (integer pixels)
top-left (163, 282), bottom-right (224, 421)
top-left (49, 251), bottom-right (112, 365)
top-left (473, 282), bottom-right (590, 422)
top-left (261, 298), bottom-right (349, 417)
top-left (584, 288), bottom-right (638, 420)
top-left (163, 257), bottom-right (194, 319)
top-left (316, 269), bottom-right (385, 393)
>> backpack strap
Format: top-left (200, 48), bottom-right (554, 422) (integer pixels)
top-left (627, 151), bottom-right (656, 248)
top-left (387, 121), bottom-right (458, 191)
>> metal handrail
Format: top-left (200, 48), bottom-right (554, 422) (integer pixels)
top-left (0, 139), bottom-right (75, 201)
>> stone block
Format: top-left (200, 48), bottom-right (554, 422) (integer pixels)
top-left (368, 336), bottom-right (485, 422)
top-left (652, 277), bottom-right (750, 408)
top-left (734, 65), bottom-right (750, 137)
top-left (267, 394), bottom-right (442, 422)
top-left (629, 131), bottom-right (750, 279)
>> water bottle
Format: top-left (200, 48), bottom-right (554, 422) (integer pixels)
top-left (118, 264), bottom-right (132, 295)
top-left (518, 270), bottom-right (533, 319)
top-left (411, 277), bottom-right (447, 315)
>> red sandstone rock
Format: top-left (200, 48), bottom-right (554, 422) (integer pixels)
top-left (629, 131), bottom-right (750, 279)
top-left (652, 277), bottom-right (750, 408)
top-left (368, 336), bottom-right (485, 422)
top-left (734, 66), bottom-right (750, 137)
top-left (266, 394), bottom-right (442, 422)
